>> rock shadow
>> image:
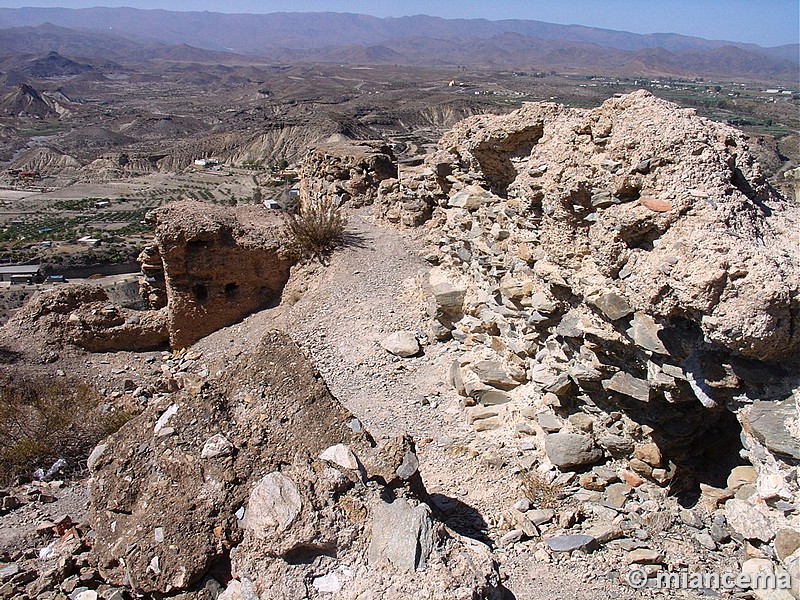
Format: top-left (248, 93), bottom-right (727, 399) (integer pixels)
top-left (0, 346), bottom-right (22, 364)
top-left (429, 493), bottom-right (492, 547)
top-left (578, 388), bottom-right (747, 508)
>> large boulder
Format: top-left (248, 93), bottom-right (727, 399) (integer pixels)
top-left (87, 331), bottom-right (502, 599)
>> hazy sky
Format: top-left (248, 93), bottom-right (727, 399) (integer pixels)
top-left (1, 1), bottom-right (798, 46)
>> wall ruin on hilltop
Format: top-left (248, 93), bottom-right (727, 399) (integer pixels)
top-left (368, 90), bottom-right (800, 584)
top-left (141, 200), bottom-right (294, 348)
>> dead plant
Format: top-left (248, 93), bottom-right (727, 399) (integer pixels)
top-left (282, 196), bottom-right (347, 263)
top-left (0, 372), bottom-right (131, 484)
top-left (520, 469), bottom-right (565, 508)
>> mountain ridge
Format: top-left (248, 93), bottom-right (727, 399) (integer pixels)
top-left (0, 8), bottom-right (796, 81)
top-left (0, 7), bottom-right (796, 55)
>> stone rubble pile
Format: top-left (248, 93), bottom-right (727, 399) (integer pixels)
top-left (373, 91), bottom-right (800, 594)
top-left (0, 510), bottom-right (112, 600)
top-left (80, 332), bottom-right (501, 600)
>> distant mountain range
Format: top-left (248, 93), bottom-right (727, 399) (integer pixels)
top-left (0, 8), bottom-right (797, 80)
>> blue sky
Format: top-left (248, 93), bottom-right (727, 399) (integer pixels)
top-left (1, 1), bottom-right (798, 46)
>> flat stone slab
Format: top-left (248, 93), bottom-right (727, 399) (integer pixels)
top-left (472, 360), bottom-right (520, 390)
top-left (603, 371), bottom-right (650, 402)
top-left (544, 534), bottom-right (598, 553)
top-left (626, 312), bottom-right (669, 355)
top-left (593, 291), bottom-right (633, 321)
top-left (432, 282), bottom-right (466, 312)
top-left (537, 412), bottom-right (562, 433)
top-left (626, 548), bottom-right (663, 564)
top-left (368, 498), bottom-right (434, 572)
top-left (0, 563), bottom-right (20, 581)
top-left (526, 509), bottom-right (555, 526)
top-left (478, 389), bottom-right (512, 406)
top-left (743, 399), bottom-right (800, 461)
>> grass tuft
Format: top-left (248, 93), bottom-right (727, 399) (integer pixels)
top-left (520, 469), bottom-right (565, 508)
top-left (282, 197), bottom-right (347, 263)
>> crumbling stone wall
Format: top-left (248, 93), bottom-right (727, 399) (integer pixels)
top-left (299, 140), bottom-right (397, 209)
top-left (400, 91), bottom-right (799, 581)
top-left (144, 201), bottom-right (294, 348)
top-left (7, 284), bottom-right (170, 352)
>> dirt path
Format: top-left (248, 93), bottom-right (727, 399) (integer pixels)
top-left (191, 209), bottom-right (695, 599)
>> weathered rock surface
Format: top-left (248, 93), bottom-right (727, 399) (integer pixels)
top-left (87, 331), bottom-right (502, 598)
top-left (406, 90), bottom-right (799, 360)
top-left (6, 284), bottom-right (169, 352)
top-left (545, 433), bottom-right (603, 470)
top-left (545, 534), bottom-right (598, 553)
top-left (300, 140), bottom-right (397, 211)
top-left (380, 330), bottom-right (420, 357)
top-left (145, 201), bottom-right (294, 348)
top-left (742, 398), bottom-right (800, 461)
top-left (383, 90), bottom-right (800, 483)
top-left (368, 498), bottom-right (434, 572)
top-left (724, 499), bottom-right (775, 543)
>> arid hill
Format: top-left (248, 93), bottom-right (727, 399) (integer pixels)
top-left (0, 90), bottom-right (798, 600)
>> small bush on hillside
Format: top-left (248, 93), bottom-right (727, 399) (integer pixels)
top-left (0, 373), bottom-right (131, 484)
top-left (521, 469), bottom-right (565, 508)
top-left (282, 197), bottom-right (347, 263)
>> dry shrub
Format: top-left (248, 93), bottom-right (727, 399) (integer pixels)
top-left (520, 469), bottom-right (565, 508)
top-left (0, 372), bottom-right (131, 484)
top-left (283, 197), bottom-right (347, 262)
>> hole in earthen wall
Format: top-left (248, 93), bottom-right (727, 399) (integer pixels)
top-left (583, 387), bottom-right (745, 507)
top-left (224, 283), bottom-right (239, 300)
top-left (621, 224), bottom-right (660, 251)
top-left (616, 181), bottom-right (641, 202)
top-left (732, 167), bottom-right (756, 200)
top-left (202, 550), bottom-right (233, 589)
top-left (472, 123), bottom-right (544, 195)
top-left (192, 284), bottom-right (208, 303)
